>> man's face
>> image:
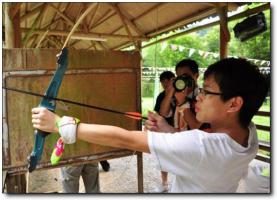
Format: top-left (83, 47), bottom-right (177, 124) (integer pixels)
top-left (161, 78), bottom-right (174, 90)
top-left (176, 66), bottom-right (198, 82)
top-left (195, 74), bottom-right (228, 124)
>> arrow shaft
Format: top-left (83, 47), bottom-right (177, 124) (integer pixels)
top-left (3, 86), bottom-right (147, 120)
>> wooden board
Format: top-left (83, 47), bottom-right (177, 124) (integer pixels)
top-left (3, 49), bottom-right (141, 174)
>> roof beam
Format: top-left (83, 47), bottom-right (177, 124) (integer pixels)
top-left (20, 3), bottom-right (45, 22)
top-left (89, 9), bottom-right (116, 30)
top-left (97, 41), bottom-right (109, 50)
top-left (9, 3), bottom-right (22, 19)
top-left (110, 3), bottom-right (165, 36)
top-left (109, 3), bottom-right (140, 51)
top-left (87, 3), bottom-right (100, 30)
top-left (22, 4), bottom-right (48, 46)
top-left (49, 3), bottom-right (74, 26)
top-left (86, 41), bottom-right (97, 50)
top-left (147, 6), bottom-right (217, 37)
top-left (36, 30), bottom-right (49, 48)
top-left (21, 28), bottom-right (149, 41)
top-left (109, 3), bottom-right (144, 36)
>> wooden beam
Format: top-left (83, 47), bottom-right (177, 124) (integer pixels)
top-left (205, 2), bottom-right (240, 11)
top-left (47, 3), bottom-right (61, 29)
top-left (21, 28), bottom-right (149, 41)
top-left (22, 4), bottom-right (47, 46)
top-left (147, 6), bottom-right (217, 37)
top-left (46, 36), bottom-right (62, 48)
top-left (97, 41), bottom-right (109, 50)
top-left (217, 6), bottom-right (230, 59)
top-left (90, 9), bottom-right (116, 30)
top-left (109, 3), bottom-right (144, 36)
top-left (36, 30), bottom-right (49, 48)
top-left (110, 3), bottom-right (140, 51)
top-left (13, 5), bottom-right (21, 47)
top-left (20, 3), bottom-right (45, 22)
top-left (87, 3), bottom-right (100, 30)
top-left (86, 41), bottom-right (97, 50)
top-left (4, 3), bottom-right (15, 48)
top-left (49, 3), bottom-right (74, 26)
top-left (110, 3), bottom-right (164, 36)
top-left (9, 3), bottom-right (22, 19)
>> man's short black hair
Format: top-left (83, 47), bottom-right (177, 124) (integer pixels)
top-left (204, 58), bottom-right (269, 128)
top-left (175, 59), bottom-right (199, 74)
top-left (159, 71), bottom-right (175, 82)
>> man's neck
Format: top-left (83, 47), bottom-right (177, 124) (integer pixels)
top-left (211, 122), bottom-right (249, 147)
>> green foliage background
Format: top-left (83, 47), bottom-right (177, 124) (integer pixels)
top-left (141, 3), bottom-right (271, 144)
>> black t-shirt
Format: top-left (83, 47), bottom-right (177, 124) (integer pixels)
top-left (154, 91), bottom-right (176, 126)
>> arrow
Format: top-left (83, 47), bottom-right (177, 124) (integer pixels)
top-left (3, 86), bottom-right (148, 121)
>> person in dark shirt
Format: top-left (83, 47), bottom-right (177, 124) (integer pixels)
top-left (154, 71), bottom-right (176, 126)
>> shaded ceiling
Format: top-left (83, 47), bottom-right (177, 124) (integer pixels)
top-left (4, 2), bottom-right (248, 50)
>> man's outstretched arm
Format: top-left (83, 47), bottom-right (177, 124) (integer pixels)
top-left (32, 107), bottom-right (150, 153)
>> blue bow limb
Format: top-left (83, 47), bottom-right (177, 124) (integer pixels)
top-left (28, 48), bottom-right (68, 172)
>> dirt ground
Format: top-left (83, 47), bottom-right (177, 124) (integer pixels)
top-left (27, 153), bottom-right (174, 193)
top-left (26, 155), bottom-right (268, 193)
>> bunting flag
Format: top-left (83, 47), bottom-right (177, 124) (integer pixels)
top-left (203, 52), bottom-right (209, 59)
top-left (163, 43), bottom-right (270, 67)
top-left (178, 46), bottom-right (185, 52)
top-left (198, 50), bottom-right (204, 56)
top-left (170, 44), bottom-right (178, 51)
top-left (161, 42), bottom-right (168, 51)
top-left (188, 48), bottom-right (195, 57)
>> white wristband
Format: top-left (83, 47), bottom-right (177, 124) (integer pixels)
top-left (56, 116), bottom-right (80, 144)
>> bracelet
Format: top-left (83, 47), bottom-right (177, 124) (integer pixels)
top-left (55, 116), bottom-right (80, 144)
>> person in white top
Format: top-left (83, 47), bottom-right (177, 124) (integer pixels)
top-left (31, 58), bottom-right (269, 193)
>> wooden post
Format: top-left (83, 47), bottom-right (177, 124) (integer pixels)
top-left (4, 3), bottom-right (21, 48)
top-left (13, 5), bottom-right (21, 48)
top-left (136, 41), bottom-right (144, 193)
top-left (4, 3), bottom-right (15, 48)
top-left (217, 5), bottom-right (230, 59)
top-left (5, 174), bottom-right (27, 193)
top-left (3, 3), bottom-right (26, 193)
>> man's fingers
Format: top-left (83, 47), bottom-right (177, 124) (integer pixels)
top-left (31, 107), bottom-right (41, 114)
top-left (31, 107), bottom-right (47, 114)
top-left (32, 118), bottom-right (41, 124)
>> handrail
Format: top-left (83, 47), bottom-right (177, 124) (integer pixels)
top-left (255, 111), bottom-right (270, 163)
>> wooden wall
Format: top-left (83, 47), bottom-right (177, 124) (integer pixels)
top-left (3, 48), bottom-right (141, 174)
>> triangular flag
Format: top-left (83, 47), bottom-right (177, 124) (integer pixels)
top-left (178, 46), bottom-right (185, 52)
top-left (203, 52), bottom-right (209, 59)
top-left (170, 44), bottom-right (177, 51)
top-left (161, 42), bottom-right (168, 51)
top-left (198, 50), bottom-right (204, 56)
top-left (188, 48), bottom-right (195, 57)
top-left (213, 53), bottom-right (219, 58)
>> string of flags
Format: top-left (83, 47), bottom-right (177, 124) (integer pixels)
top-left (160, 42), bottom-right (270, 67)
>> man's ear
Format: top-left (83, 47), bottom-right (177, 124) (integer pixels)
top-left (194, 73), bottom-right (199, 80)
top-left (227, 96), bottom-right (244, 113)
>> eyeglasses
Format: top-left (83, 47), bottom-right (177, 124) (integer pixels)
top-left (198, 88), bottom-right (223, 96)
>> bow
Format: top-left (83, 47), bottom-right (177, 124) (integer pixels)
top-left (27, 48), bottom-right (68, 172)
